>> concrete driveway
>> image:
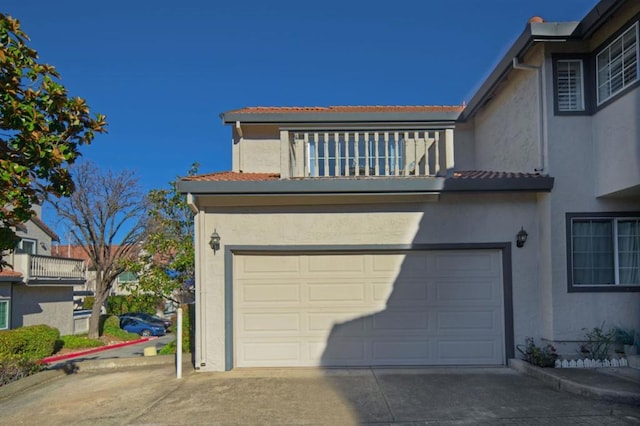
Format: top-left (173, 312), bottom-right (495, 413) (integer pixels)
top-left (1, 364), bottom-right (639, 425)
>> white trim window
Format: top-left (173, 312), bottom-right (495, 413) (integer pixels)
top-left (596, 22), bottom-right (639, 105)
top-left (17, 238), bottom-right (37, 255)
top-left (570, 216), bottom-right (640, 287)
top-left (0, 299), bottom-right (9, 330)
top-left (556, 59), bottom-right (585, 111)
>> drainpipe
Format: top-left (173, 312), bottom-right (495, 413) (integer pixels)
top-left (512, 57), bottom-right (546, 173)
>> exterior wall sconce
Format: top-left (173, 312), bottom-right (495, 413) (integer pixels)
top-left (516, 227), bottom-right (528, 248)
top-left (209, 229), bottom-right (221, 253)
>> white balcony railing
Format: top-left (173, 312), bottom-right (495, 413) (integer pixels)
top-left (284, 128), bottom-right (454, 178)
top-left (13, 253), bottom-right (86, 282)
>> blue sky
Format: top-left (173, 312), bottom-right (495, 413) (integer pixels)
top-left (4, 1), bottom-right (597, 235)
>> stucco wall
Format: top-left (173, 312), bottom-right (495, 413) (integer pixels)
top-left (540, 8), bottom-right (640, 343)
top-left (15, 217), bottom-right (53, 256)
top-left (194, 193), bottom-right (540, 371)
top-left (232, 124), bottom-right (281, 173)
top-left (11, 285), bottom-right (74, 335)
top-left (592, 87), bottom-right (640, 197)
top-left (473, 48), bottom-right (543, 173)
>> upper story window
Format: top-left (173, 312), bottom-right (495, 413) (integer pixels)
top-left (567, 213), bottom-right (640, 292)
top-left (556, 59), bottom-right (585, 112)
top-left (17, 238), bottom-right (37, 255)
top-left (596, 22), bottom-right (638, 105)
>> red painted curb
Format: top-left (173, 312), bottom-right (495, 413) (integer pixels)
top-left (41, 336), bottom-right (158, 364)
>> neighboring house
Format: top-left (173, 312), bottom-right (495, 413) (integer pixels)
top-left (51, 244), bottom-right (139, 302)
top-left (177, 0), bottom-right (640, 371)
top-left (0, 205), bottom-right (86, 335)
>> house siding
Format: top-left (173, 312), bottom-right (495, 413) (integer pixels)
top-left (233, 124), bottom-right (281, 173)
top-left (473, 47), bottom-right (543, 174)
top-left (11, 285), bottom-right (74, 335)
top-left (194, 193), bottom-right (539, 371)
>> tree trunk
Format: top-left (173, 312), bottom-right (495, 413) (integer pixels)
top-left (88, 288), bottom-right (109, 339)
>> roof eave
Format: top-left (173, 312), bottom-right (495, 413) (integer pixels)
top-left (221, 111), bottom-right (461, 124)
top-left (177, 176), bottom-right (554, 196)
top-left (459, 22), bottom-right (579, 122)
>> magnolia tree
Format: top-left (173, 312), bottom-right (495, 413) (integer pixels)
top-left (123, 165), bottom-right (198, 308)
top-left (0, 14), bottom-right (106, 267)
top-left (52, 162), bottom-right (147, 338)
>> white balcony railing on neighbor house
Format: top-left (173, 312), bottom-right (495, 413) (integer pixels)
top-left (283, 128), bottom-right (454, 178)
top-left (13, 253), bottom-right (86, 282)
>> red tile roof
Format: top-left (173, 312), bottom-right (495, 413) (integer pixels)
top-left (182, 172), bottom-right (281, 182)
top-left (183, 170), bottom-right (548, 182)
top-left (226, 105), bottom-right (465, 114)
top-left (0, 269), bottom-right (23, 278)
top-left (451, 171), bottom-right (548, 179)
top-left (50, 245), bottom-right (89, 261)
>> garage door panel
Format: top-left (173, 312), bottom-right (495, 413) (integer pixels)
top-left (435, 279), bottom-right (498, 303)
top-left (436, 310), bottom-right (497, 331)
top-left (308, 282), bottom-right (366, 303)
top-left (239, 255), bottom-right (301, 274)
top-left (234, 250), bottom-right (504, 367)
top-left (371, 311), bottom-right (429, 331)
top-left (308, 312), bottom-right (368, 334)
top-left (241, 284), bottom-right (301, 304)
top-left (308, 255), bottom-right (366, 273)
top-left (241, 313), bottom-right (301, 332)
top-left (433, 252), bottom-right (499, 276)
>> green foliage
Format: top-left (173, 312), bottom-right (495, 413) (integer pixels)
top-left (101, 315), bottom-right (139, 341)
top-left (517, 337), bottom-right (558, 368)
top-left (59, 334), bottom-right (103, 350)
top-left (0, 354), bottom-right (43, 387)
top-left (159, 305), bottom-right (193, 354)
top-left (612, 326), bottom-right (636, 346)
top-left (106, 295), bottom-right (163, 316)
top-left (0, 324), bottom-right (60, 360)
top-left (0, 13), bottom-right (107, 266)
top-left (82, 296), bottom-right (94, 310)
top-left (579, 322), bottom-right (615, 360)
top-left (123, 164), bottom-right (198, 304)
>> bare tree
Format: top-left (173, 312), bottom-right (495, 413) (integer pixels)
top-left (52, 162), bottom-right (147, 338)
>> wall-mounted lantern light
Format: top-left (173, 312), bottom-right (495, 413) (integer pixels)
top-left (516, 227), bottom-right (528, 248)
top-left (209, 229), bottom-right (221, 253)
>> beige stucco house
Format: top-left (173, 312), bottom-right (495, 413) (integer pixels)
top-left (178, 0), bottom-right (640, 371)
top-left (0, 206), bottom-right (86, 335)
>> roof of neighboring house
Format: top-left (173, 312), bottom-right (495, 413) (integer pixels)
top-left (222, 105), bottom-right (464, 124)
top-left (178, 170), bottom-right (554, 194)
top-left (50, 245), bottom-right (89, 261)
top-left (0, 269), bottom-right (23, 281)
top-left (30, 216), bottom-right (60, 242)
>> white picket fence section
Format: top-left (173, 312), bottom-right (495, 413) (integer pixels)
top-left (555, 358), bottom-right (629, 368)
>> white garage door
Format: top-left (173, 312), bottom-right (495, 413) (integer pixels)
top-left (234, 250), bottom-right (504, 367)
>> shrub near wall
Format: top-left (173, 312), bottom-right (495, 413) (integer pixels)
top-left (0, 325), bottom-right (60, 360)
top-left (0, 325), bottom-right (59, 387)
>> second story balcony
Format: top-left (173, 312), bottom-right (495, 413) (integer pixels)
top-left (283, 127), bottom-right (454, 179)
top-left (12, 253), bottom-right (86, 285)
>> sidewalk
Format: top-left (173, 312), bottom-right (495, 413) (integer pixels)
top-left (510, 358), bottom-right (640, 405)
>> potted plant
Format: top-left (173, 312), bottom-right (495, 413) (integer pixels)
top-left (613, 327), bottom-right (637, 356)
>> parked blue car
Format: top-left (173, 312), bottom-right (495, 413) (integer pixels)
top-left (120, 317), bottom-right (165, 337)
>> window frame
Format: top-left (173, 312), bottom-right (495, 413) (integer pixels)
top-left (0, 299), bottom-right (9, 330)
top-left (17, 238), bottom-right (37, 255)
top-left (553, 57), bottom-right (587, 114)
top-left (566, 212), bottom-right (640, 293)
top-left (595, 21), bottom-right (639, 107)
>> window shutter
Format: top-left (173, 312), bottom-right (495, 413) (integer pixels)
top-left (557, 60), bottom-right (584, 111)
